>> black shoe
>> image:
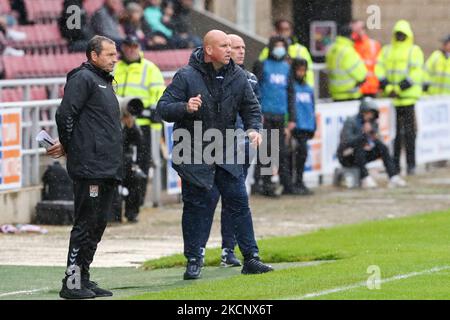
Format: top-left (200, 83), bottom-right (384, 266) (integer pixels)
top-left (127, 216), bottom-right (139, 223)
top-left (183, 258), bottom-right (202, 280)
top-left (220, 248), bottom-right (242, 267)
top-left (294, 184), bottom-right (314, 196)
top-left (407, 167), bottom-right (416, 176)
top-left (59, 279), bottom-right (96, 300)
top-left (241, 257), bottom-right (274, 275)
top-left (83, 280), bottom-right (113, 297)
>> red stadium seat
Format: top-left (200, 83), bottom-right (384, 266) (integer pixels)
top-left (84, 0), bottom-right (105, 16)
top-left (10, 23), bottom-right (67, 53)
top-left (143, 49), bottom-right (192, 71)
top-left (24, 0), bottom-right (63, 23)
top-left (0, 0), bottom-right (11, 13)
top-left (2, 49), bottom-right (189, 80)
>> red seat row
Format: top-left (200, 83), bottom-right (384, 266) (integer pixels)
top-left (0, 0), bottom-right (11, 13)
top-left (0, 86), bottom-right (48, 102)
top-left (23, 0), bottom-right (104, 24)
top-left (24, 0), bottom-right (64, 23)
top-left (9, 23), bottom-right (67, 53)
top-left (3, 49), bottom-right (192, 79)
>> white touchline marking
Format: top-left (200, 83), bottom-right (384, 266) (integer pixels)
top-left (291, 265), bottom-right (450, 300)
top-left (0, 287), bottom-right (49, 298)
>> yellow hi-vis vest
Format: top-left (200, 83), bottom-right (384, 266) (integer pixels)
top-left (325, 36), bottom-right (367, 101)
top-left (375, 20), bottom-right (424, 107)
top-left (114, 56), bottom-right (166, 129)
top-left (259, 42), bottom-right (315, 87)
top-left (424, 50), bottom-right (450, 95)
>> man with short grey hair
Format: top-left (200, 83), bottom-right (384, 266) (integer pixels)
top-left (49, 35), bottom-right (122, 299)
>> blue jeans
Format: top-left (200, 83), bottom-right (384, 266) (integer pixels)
top-left (200, 163), bottom-right (250, 251)
top-left (181, 166), bottom-right (258, 261)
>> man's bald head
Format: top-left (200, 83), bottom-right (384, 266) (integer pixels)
top-left (203, 29), bottom-right (232, 69)
top-left (228, 34), bottom-right (246, 65)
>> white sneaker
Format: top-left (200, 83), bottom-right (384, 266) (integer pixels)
top-left (389, 175), bottom-right (407, 188)
top-left (361, 176), bottom-right (378, 189)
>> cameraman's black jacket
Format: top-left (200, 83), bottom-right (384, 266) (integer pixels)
top-left (56, 62), bottom-right (123, 181)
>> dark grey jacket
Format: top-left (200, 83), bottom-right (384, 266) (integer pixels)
top-left (156, 48), bottom-right (262, 189)
top-left (56, 62), bottom-right (123, 181)
top-left (337, 102), bottom-right (380, 153)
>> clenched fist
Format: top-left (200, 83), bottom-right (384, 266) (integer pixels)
top-left (186, 94), bottom-right (202, 113)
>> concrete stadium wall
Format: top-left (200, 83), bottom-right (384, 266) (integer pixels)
top-left (0, 186), bottom-right (42, 224)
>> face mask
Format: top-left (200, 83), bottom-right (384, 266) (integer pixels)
top-left (272, 47), bottom-right (286, 59)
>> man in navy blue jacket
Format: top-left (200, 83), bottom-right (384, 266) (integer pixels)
top-left (157, 30), bottom-right (273, 280)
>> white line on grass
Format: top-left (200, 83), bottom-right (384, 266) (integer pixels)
top-left (0, 287), bottom-right (49, 298)
top-left (291, 265), bottom-right (450, 300)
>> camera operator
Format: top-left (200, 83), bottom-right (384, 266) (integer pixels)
top-left (337, 98), bottom-right (407, 189)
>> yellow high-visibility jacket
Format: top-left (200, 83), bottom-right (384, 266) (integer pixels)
top-left (375, 20), bottom-right (424, 107)
top-left (115, 54), bottom-right (166, 129)
top-left (325, 36), bottom-right (367, 101)
top-left (424, 50), bottom-right (450, 95)
top-left (259, 42), bottom-right (315, 87)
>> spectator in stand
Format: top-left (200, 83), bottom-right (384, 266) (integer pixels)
top-left (91, 0), bottom-right (125, 45)
top-left (171, 0), bottom-right (201, 48)
top-left (143, 0), bottom-right (174, 42)
top-left (122, 1), bottom-right (169, 50)
top-left (59, 0), bottom-right (94, 52)
top-left (10, 0), bottom-right (29, 25)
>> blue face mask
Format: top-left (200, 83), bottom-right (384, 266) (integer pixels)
top-left (272, 47), bottom-right (286, 59)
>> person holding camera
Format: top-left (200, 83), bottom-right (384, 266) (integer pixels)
top-left (120, 104), bottom-right (147, 222)
top-left (114, 35), bottom-right (166, 208)
top-left (337, 98), bottom-right (407, 189)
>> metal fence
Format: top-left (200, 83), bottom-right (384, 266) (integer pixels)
top-left (0, 98), bottom-right (163, 206)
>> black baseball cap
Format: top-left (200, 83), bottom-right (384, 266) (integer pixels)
top-left (122, 35), bottom-right (140, 46)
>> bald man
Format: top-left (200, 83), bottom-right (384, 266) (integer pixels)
top-left (199, 33), bottom-right (261, 268)
top-left (157, 30), bottom-right (273, 279)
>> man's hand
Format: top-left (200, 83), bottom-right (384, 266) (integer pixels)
top-left (248, 131), bottom-right (263, 148)
top-left (46, 140), bottom-right (65, 159)
top-left (287, 121), bottom-right (296, 131)
top-left (186, 94), bottom-right (202, 113)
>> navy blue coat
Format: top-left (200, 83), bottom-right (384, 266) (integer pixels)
top-left (156, 48), bottom-right (262, 189)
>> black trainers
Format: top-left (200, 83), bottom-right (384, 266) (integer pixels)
top-left (200, 247), bottom-right (206, 268)
top-left (83, 280), bottom-right (113, 298)
top-left (241, 257), bottom-right (274, 275)
top-left (221, 248), bottom-right (242, 267)
top-left (183, 258), bottom-right (202, 280)
top-left (59, 279), bottom-right (96, 300)
top-left (294, 184), bottom-right (314, 196)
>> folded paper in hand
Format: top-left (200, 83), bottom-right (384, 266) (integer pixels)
top-left (36, 130), bottom-right (55, 149)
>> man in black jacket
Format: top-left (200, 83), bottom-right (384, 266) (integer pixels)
top-left (157, 30), bottom-right (273, 280)
top-left (48, 35), bottom-right (122, 299)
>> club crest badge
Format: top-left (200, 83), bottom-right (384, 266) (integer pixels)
top-left (89, 185), bottom-right (99, 198)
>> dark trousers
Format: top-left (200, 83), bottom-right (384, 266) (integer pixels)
top-left (123, 172), bottom-right (142, 221)
top-left (65, 179), bottom-right (117, 279)
top-left (292, 131), bottom-right (309, 186)
top-left (338, 140), bottom-right (398, 179)
top-left (181, 166), bottom-right (258, 261)
top-left (260, 114), bottom-right (291, 190)
top-left (394, 105), bottom-right (416, 171)
top-left (137, 125), bottom-right (152, 206)
top-left (200, 164), bottom-right (251, 251)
